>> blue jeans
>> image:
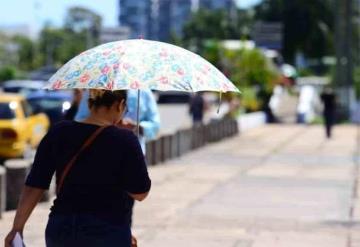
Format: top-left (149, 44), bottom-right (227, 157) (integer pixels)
top-left (45, 213), bottom-right (131, 247)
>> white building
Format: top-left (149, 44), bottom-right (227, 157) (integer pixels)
top-left (100, 27), bottom-right (131, 43)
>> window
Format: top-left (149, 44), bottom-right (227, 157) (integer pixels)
top-left (21, 101), bottom-right (34, 117)
top-left (0, 103), bottom-right (15, 119)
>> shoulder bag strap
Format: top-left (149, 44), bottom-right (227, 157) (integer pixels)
top-left (56, 125), bottom-right (109, 195)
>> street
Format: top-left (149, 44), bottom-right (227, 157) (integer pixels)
top-left (1, 124), bottom-right (360, 246)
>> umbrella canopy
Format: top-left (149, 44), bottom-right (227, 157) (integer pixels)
top-left (46, 39), bottom-right (239, 93)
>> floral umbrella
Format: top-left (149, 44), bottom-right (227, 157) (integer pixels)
top-left (46, 39), bottom-right (239, 135)
top-left (46, 39), bottom-right (239, 93)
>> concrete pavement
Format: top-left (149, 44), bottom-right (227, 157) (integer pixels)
top-left (1, 124), bottom-right (359, 247)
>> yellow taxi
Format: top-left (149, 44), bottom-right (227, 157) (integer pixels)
top-left (0, 93), bottom-right (49, 159)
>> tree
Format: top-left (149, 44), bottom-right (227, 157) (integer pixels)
top-left (202, 40), bottom-right (222, 68)
top-left (37, 7), bottom-right (103, 67)
top-left (64, 7), bottom-right (102, 48)
top-left (183, 9), bottom-right (254, 52)
top-left (254, 0), bottom-right (335, 63)
top-left (224, 48), bottom-right (279, 90)
top-left (222, 47), bottom-right (280, 113)
top-left (0, 7), bottom-right (103, 71)
top-left (38, 27), bottom-right (87, 66)
top-left (12, 35), bottom-right (36, 70)
top-left (0, 66), bottom-right (17, 82)
top-left (0, 32), bottom-right (18, 67)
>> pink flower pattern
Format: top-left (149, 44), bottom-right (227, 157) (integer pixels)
top-left (158, 76), bottom-right (169, 84)
top-left (101, 66), bottom-right (111, 74)
top-left (130, 81), bottom-right (140, 89)
top-left (80, 74), bottom-right (90, 83)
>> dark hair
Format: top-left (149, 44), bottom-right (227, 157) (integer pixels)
top-left (88, 90), bottom-right (127, 109)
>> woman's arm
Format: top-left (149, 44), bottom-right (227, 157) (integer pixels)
top-left (121, 131), bottom-right (151, 201)
top-left (4, 186), bottom-right (45, 247)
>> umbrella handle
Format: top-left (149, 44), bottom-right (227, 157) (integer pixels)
top-left (137, 89), bottom-right (140, 137)
top-left (217, 91), bottom-right (222, 114)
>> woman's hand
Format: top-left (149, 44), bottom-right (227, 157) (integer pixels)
top-left (128, 192), bottom-right (149, 201)
top-left (116, 119), bottom-right (144, 135)
top-left (131, 235), bottom-right (138, 247)
top-left (4, 228), bottom-right (23, 247)
top-left (5, 186), bottom-right (44, 247)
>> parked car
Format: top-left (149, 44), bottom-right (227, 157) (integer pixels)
top-left (0, 93), bottom-right (49, 159)
top-left (27, 91), bottom-right (72, 125)
top-left (29, 66), bottom-right (58, 81)
top-left (2, 80), bottom-right (46, 96)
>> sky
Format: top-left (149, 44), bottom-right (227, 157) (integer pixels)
top-left (0, 0), bottom-right (262, 31)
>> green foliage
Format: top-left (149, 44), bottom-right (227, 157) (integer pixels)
top-left (0, 33), bottom-right (18, 66)
top-left (12, 35), bottom-right (36, 70)
top-left (223, 48), bottom-right (279, 92)
top-left (183, 9), bottom-right (254, 52)
top-left (297, 68), bottom-right (313, 77)
top-left (254, 0), bottom-right (334, 63)
top-left (202, 40), bottom-right (221, 67)
top-left (189, 38), bottom-right (280, 113)
top-left (239, 87), bottom-right (261, 112)
top-left (64, 6), bottom-right (102, 48)
top-left (168, 32), bottom-right (184, 47)
top-left (184, 9), bottom-right (231, 40)
top-left (37, 7), bottom-right (102, 66)
top-left (221, 47), bottom-right (280, 112)
top-left (36, 6), bottom-right (103, 67)
top-left (354, 66), bottom-right (360, 100)
top-left (38, 27), bottom-right (87, 66)
top-left (0, 6), bottom-right (102, 72)
top-left (0, 66), bottom-right (17, 82)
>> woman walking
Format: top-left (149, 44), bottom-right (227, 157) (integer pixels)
top-left (5, 89), bottom-right (151, 247)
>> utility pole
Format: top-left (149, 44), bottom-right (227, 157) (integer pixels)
top-left (335, 0), bottom-right (354, 120)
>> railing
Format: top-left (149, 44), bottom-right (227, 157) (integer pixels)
top-left (0, 117), bottom-right (239, 218)
top-left (145, 117), bottom-right (239, 165)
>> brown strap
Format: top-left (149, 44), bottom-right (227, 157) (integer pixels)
top-left (56, 126), bottom-right (108, 195)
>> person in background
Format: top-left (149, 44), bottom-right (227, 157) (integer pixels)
top-left (4, 90), bottom-right (151, 247)
top-left (321, 87), bottom-right (336, 139)
top-left (189, 92), bottom-right (206, 126)
top-left (75, 89), bottom-right (160, 153)
top-left (64, 89), bottom-right (83, 120)
top-left (296, 85), bottom-right (320, 124)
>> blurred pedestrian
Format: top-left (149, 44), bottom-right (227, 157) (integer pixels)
top-left (64, 89), bottom-right (82, 120)
top-left (321, 87), bottom-right (336, 138)
top-left (4, 90), bottom-right (151, 247)
top-left (296, 85), bottom-right (320, 124)
top-left (189, 92), bottom-right (206, 126)
top-left (258, 87), bottom-right (277, 123)
top-left (75, 89), bottom-right (160, 152)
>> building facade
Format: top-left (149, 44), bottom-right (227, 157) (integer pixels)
top-left (119, 0), bottom-right (152, 38)
top-left (119, 0), bottom-right (236, 41)
top-left (158, 0), bottom-right (192, 41)
top-left (100, 26), bottom-right (131, 43)
top-left (198, 0), bottom-right (235, 11)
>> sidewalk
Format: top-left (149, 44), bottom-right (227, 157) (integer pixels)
top-left (1, 124), bottom-right (359, 247)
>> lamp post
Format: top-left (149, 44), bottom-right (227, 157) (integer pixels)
top-left (334, 0), bottom-right (354, 120)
